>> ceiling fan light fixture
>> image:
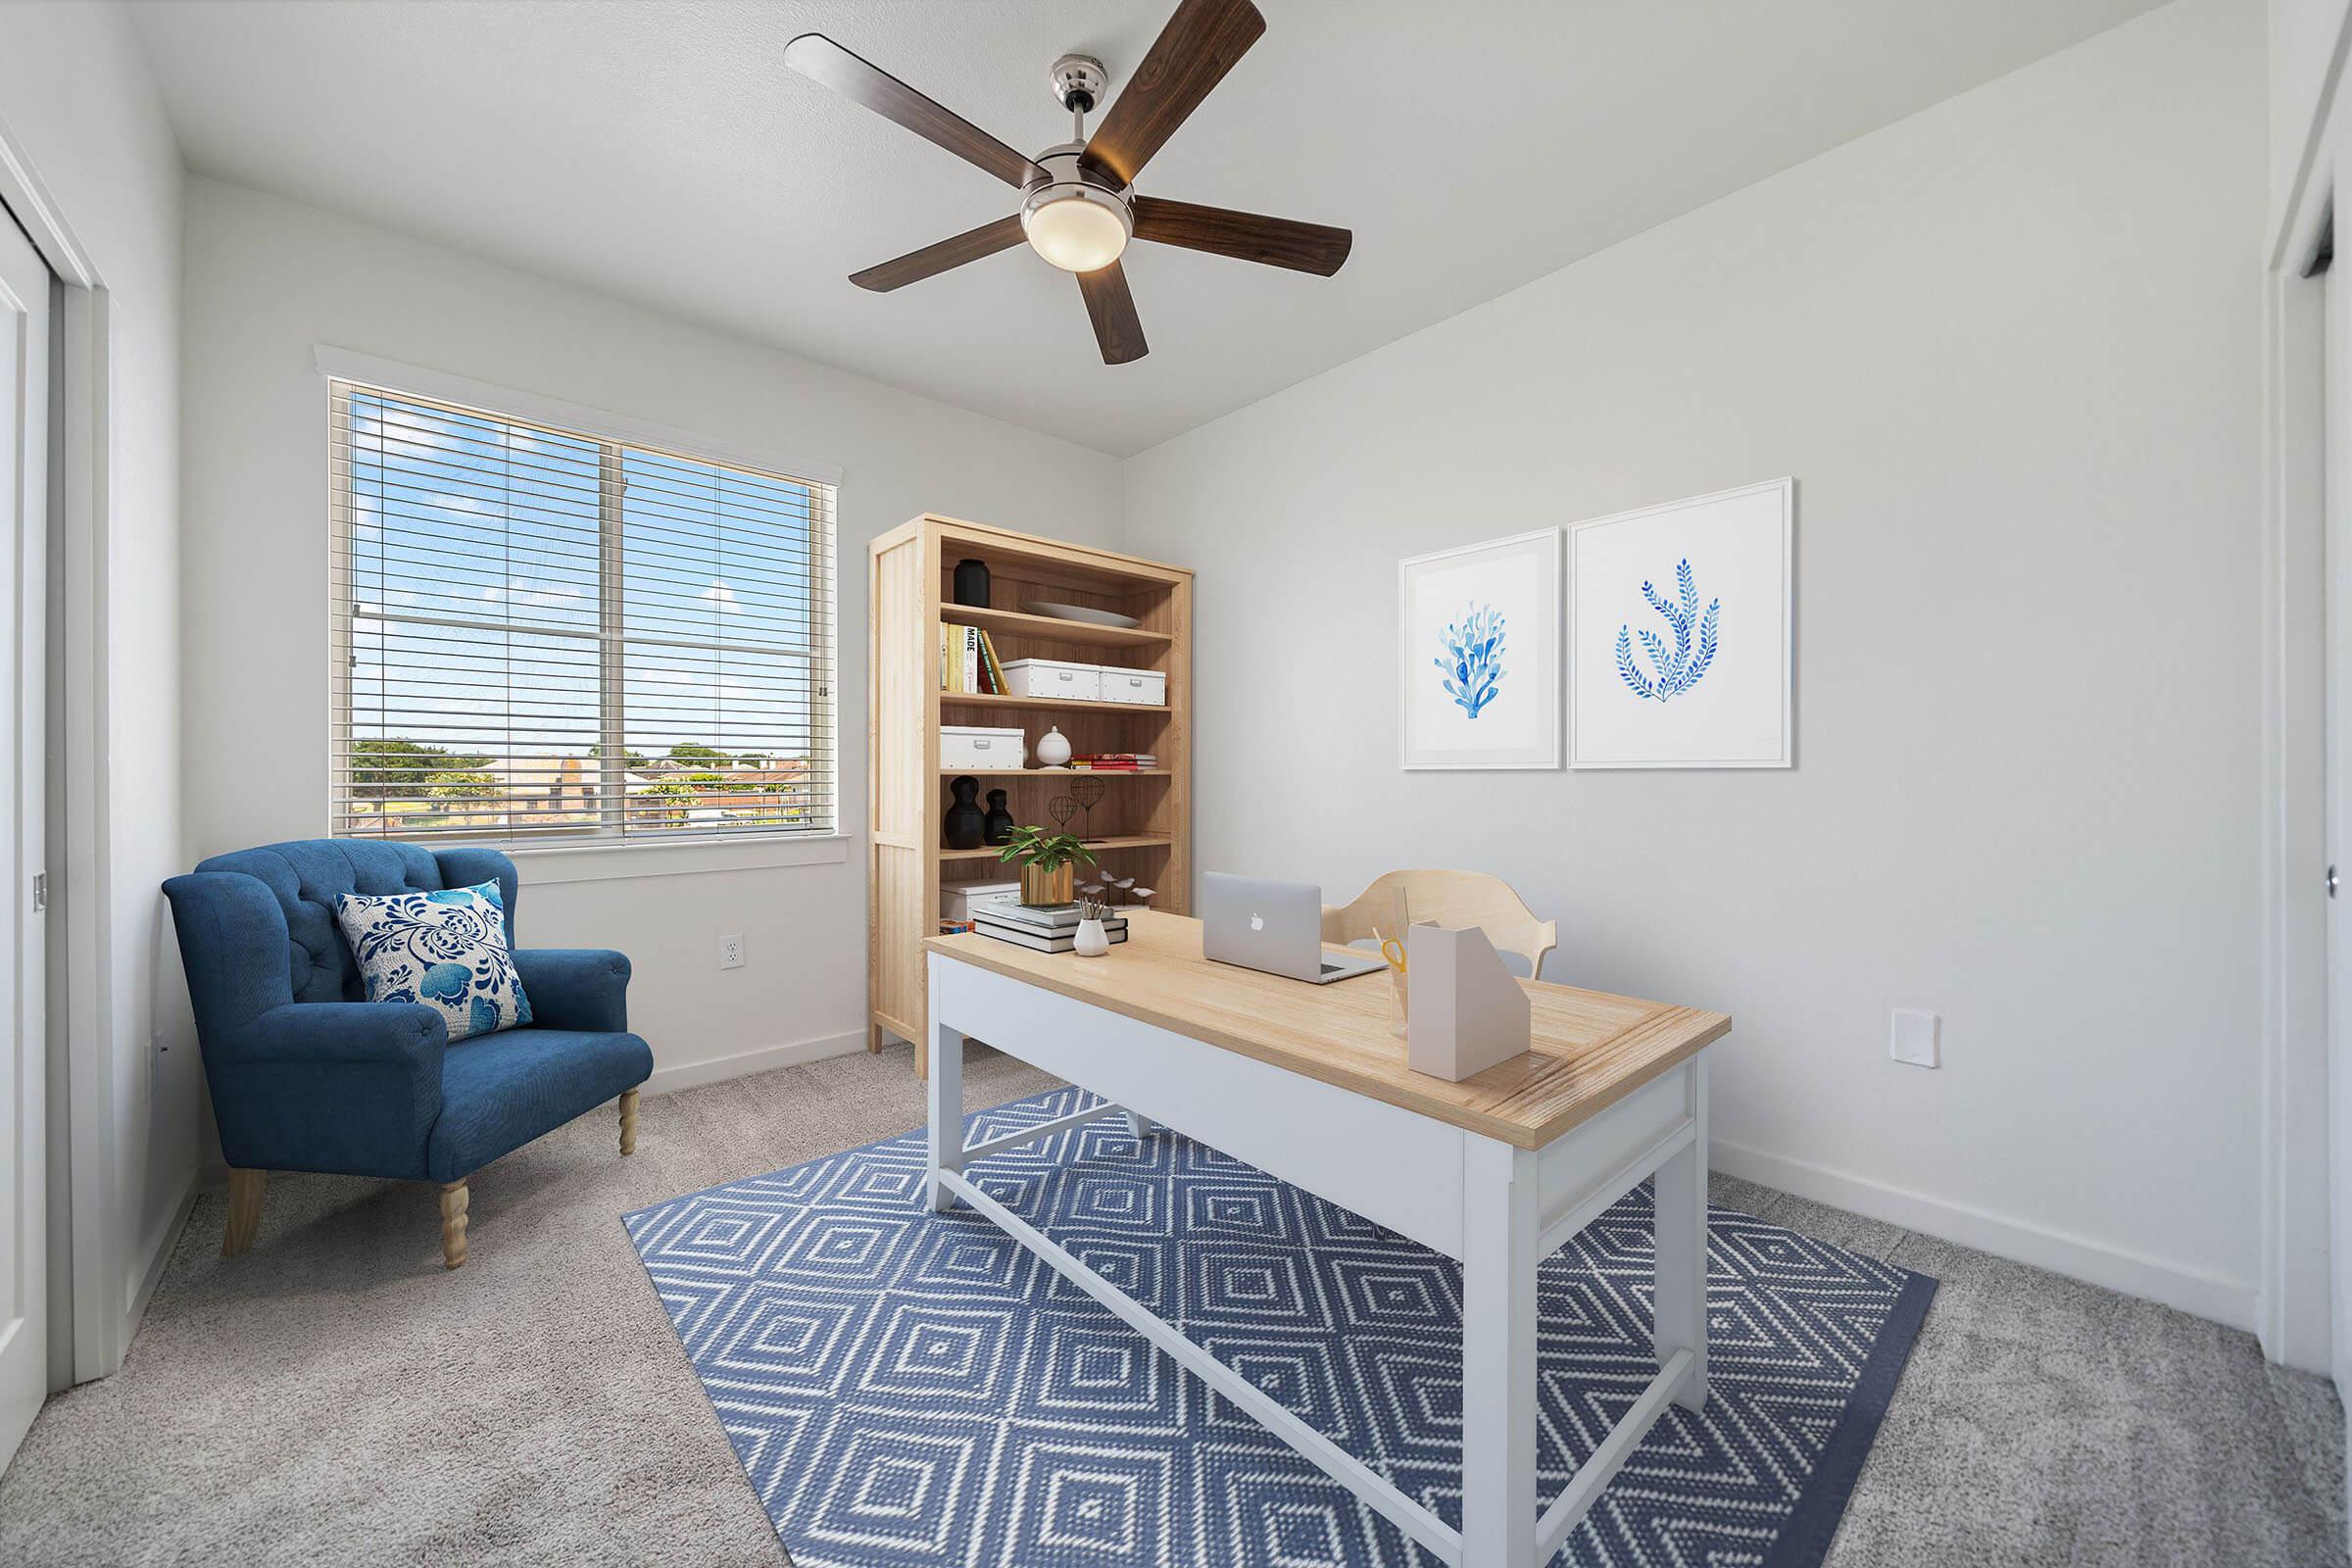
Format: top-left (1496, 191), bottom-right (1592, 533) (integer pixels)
top-left (1021, 182), bottom-right (1132, 273)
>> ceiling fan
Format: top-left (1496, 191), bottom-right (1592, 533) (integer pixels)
top-left (784, 0), bottom-right (1351, 366)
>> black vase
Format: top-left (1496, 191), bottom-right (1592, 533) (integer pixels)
top-left (982, 789), bottom-right (1015, 846)
top-left (953, 558), bottom-right (991, 609)
top-left (943, 774), bottom-right (986, 851)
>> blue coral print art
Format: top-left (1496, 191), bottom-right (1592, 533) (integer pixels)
top-left (1617, 558), bottom-right (1720, 702)
top-left (333, 880), bottom-right (532, 1043)
top-left (1436, 603), bottom-right (1507, 718)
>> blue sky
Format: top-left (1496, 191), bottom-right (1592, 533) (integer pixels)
top-left (344, 391), bottom-right (823, 771)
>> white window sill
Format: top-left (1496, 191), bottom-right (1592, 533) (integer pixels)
top-left (509, 832), bottom-right (853, 886)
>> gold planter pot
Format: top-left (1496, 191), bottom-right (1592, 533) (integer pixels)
top-left (1019, 860), bottom-right (1074, 907)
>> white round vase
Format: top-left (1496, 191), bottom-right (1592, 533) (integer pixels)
top-left (1035, 725), bottom-right (1072, 768)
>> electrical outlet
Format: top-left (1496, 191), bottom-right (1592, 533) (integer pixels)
top-left (718, 934), bottom-right (746, 970)
top-left (1889, 1008), bottom-right (1939, 1068)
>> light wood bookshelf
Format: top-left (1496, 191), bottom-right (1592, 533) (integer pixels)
top-left (868, 514), bottom-right (1192, 1077)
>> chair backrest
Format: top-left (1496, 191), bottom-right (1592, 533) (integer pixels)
top-left (1321, 868), bottom-right (1558, 978)
top-left (186, 839), bottom-right (519, 1005)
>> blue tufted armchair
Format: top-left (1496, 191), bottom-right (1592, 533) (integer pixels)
top-left (163, 839), bottom-right (653, 1270)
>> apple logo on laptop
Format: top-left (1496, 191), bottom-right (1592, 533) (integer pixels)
top-left (1249, 912), bottom-right (1264, 932)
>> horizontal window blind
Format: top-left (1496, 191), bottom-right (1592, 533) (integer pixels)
top-left (329, 381), bottom-right (836, 845)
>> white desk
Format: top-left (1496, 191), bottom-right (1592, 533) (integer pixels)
top-left (924, 911), bottom-right (1730, 1568)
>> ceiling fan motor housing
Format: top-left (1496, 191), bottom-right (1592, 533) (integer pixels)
top-left (1020, 142), bottom-right (1134, 271)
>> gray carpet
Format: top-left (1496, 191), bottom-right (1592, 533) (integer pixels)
top-left (0, 1046), bottom-right (2340, 1568)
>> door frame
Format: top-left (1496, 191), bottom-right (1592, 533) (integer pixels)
top-left (0, 113), bottom-right (128, 1383)
top-left (2260, 195), bottom-right (2336, 1376)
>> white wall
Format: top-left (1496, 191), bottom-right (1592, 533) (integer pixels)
top-left (179, 178), bottom-right (1124, 1088)
top-left (0, 1), bottom-right (191, 1361)
top-left (2269, 0), bottom-right (2351, 253)
top-left (1123, 0), bottom-right (2266, 1322)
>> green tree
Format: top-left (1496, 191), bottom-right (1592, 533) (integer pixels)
top-left (637, 779), bottom-right (696, 826)
top-left (590, 743), bottom-right (651, 771)
top-left (351, 738), bottom-right (488, 800)
top-left (667, 742), bottom-right (727, 764)
top-left (424, 768), bottom-right (501, 801)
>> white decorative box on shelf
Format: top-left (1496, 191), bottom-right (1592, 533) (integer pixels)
top-left (1098, 666), bottom-right (1166, 705)
top-left (940, 725), bottom-right (1025, 770)
top-left (1000, 659), bottom-right (1102, 702)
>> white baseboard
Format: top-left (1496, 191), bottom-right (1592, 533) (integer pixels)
top-left (645, 1028), bottom-right (867, 1098)
top-left (122, 1170), bottom-right (199, 1359)
top-left (1710, 1138), bottom-right (2259, 1332)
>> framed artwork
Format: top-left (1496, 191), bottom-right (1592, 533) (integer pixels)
top-left (1568, 478), bottom-right (1793, 769)
top-left (1399, 526), bottom-right (1561, 770)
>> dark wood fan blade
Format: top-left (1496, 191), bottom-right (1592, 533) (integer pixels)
top-left (1079, 0), bottom-right (1265, 188)
top-left (1131, 196), bottom-right (1350, 275)
top-left (851, 216), bottom-right (1026, 292)
top-left (785, 33), bottom-right (1045, 189)
top-left (1076, 262), bottom-right (1149, 365)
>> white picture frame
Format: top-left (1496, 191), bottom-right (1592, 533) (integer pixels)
top-left (1399, 526), bottom-right (1561, 770)
top-left (1568, 478), bottom-right (1794, 769)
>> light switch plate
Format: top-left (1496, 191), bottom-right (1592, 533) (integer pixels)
top-left (1889, 1008), bottom-right (1939, 1068)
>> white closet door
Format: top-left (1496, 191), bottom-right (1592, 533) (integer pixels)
top-left (0, 204), bottom-right (51, 1469)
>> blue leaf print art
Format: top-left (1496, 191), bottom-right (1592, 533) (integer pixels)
top-left (1436, 603), bottom-right (1507, 718)
top-left (1616, 559), bottom-right (1720, 702)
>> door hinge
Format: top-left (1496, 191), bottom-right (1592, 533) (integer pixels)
top-left (31, 871), bottom-right (47, 912)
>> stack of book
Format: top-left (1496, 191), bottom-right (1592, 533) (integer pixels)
top-left (972, 895), bottom-right (1129, 953)
top-left (1069, 753), bottom-right (1157, 771)
top-left (940, 623), bottom-right (1010, 695)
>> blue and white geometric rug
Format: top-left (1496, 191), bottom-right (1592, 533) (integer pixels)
top-left (623, 1086), bottom-right (1934, 1568)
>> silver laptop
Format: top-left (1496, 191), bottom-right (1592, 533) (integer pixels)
top-left (1201, 872), bottom-right (1388, 985)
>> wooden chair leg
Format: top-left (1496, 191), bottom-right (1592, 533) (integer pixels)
top-left (867, 1021), bottom-right (883, 1054)
top-left (439, 1180), bottom-right (469, 1270)
top-left (221, 1169), bottom-right (266, 1257)
top-left (618, 1088), bottom-right (640, 1156)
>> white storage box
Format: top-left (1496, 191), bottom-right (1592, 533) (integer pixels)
top-left (942, 879), bottom-right (1020, 922)
top-left (1097, 665), bottom-right (1167, 706)
top-left (1001, 659), bottom-right (1102, 702)
top-left (940, 725), bottom-right (1026, 769)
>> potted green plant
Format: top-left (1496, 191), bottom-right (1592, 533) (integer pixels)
top-left (997, 824), bottom-right (1096, 907)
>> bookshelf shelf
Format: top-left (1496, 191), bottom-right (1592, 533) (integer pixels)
top-left (940, 691), bottom-right (1172, 714)
top-left (938, 602), bottom-right (1172, 651)
top-left (870, 515), bottom-right (1192, 1079)
top-left (938, 834), bottom-right (1174, 862)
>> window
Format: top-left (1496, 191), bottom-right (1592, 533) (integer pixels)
top-left (329, 379), bottom-right (836, 846)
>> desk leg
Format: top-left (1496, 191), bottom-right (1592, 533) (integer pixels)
top-left (928, 1017), bottom-right (964, 1212)
top-left (1653, 1054), bottom-right (1710, 1411)
top-left (1460, 1136), bottom-right (1539, 1568)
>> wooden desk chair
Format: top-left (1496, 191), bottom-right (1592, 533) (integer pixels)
top-left (1322, 868), bottom-right (1558, 979)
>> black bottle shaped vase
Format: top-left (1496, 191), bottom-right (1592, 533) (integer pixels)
top-left (953, 558), bottom-right (991, 609)
top-left (943, 774), bottom-right (986, 851)
top-left (981, 789), bottom-right (1015, 846)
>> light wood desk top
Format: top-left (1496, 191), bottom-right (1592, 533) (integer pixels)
top-left (926, 910), bottom-right (1729, 1150)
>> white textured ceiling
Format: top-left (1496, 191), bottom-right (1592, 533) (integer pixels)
top-left (129, 0), bottom-right (2162, 456)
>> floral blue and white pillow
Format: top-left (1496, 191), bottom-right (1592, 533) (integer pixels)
top-left (333, 881), bottom-right (533, 1043)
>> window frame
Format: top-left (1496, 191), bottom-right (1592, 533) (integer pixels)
top-left (319, 347), bottom-right (845, 860)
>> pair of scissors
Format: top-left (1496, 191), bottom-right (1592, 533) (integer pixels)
top-left (1373, 926), bottom-right (1408, 973)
